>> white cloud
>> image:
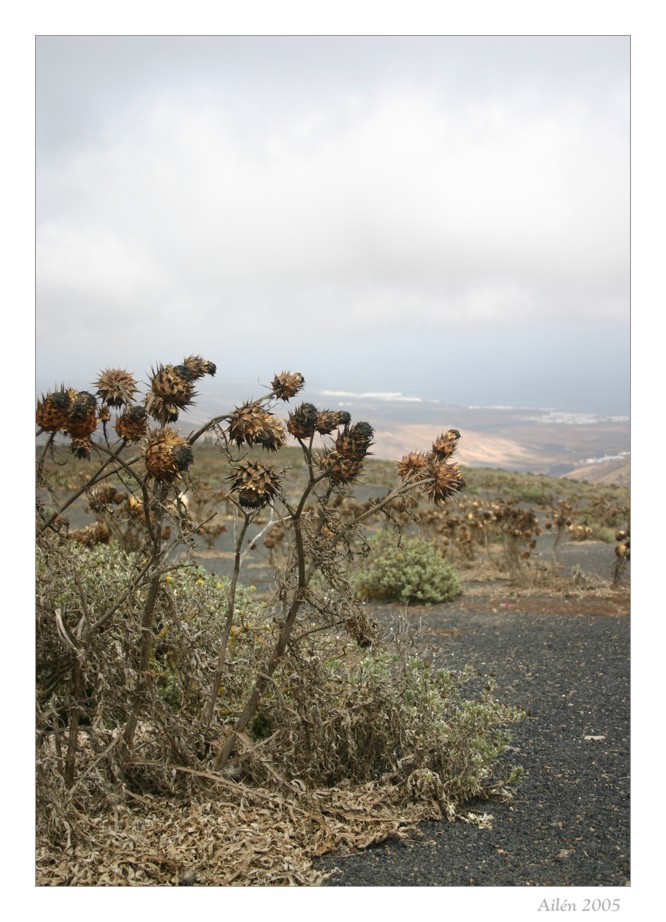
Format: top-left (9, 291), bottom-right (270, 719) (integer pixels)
top-left (35, 36), bottom-right (629, 402)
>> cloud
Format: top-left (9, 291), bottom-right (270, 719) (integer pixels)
top-left (35, 36), bottom-right (629, 408)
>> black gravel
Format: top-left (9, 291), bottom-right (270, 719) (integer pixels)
top-left (316, 607), bottom-right (630, 887)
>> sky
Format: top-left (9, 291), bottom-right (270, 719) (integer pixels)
top-left (36, 35), bottom-right (630, 415)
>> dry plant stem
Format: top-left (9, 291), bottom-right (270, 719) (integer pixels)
top-left (122, 480), bottom-right (168, 756)
top-left (214, 514), bottom-right (308, 770)
top-left (36, 431), bottom-right (56, 484)
top-left (64, 653), bottom-right (83, 787)
top-left (201, 513), bottom-right (252, 729)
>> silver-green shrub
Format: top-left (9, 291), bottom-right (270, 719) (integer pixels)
top-left (354, 533), bottom-right (462, 604)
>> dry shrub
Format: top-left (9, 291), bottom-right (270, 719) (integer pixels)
top-left (36, 361), bottom-right (525, 886)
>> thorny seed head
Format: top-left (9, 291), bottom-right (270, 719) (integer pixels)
top-left (318, 449), bottom-right (364, 485)
top-left (271, 371), bottom-right (305, 401)
top-left (287, 402), bottom-right (319, 440)
top-left (36, 387), bottom-right (75, 432)
top-left (228, 403), bottom-right (286, 450)
top-left (149, 364), bottom-right (196, 409)
top-left (229, 462), bottom-right (283, 509)
top-left (115, 404), bottom-right (149, 442)
top-left (181, 355), bottom-right (217, 379)
top-left (143, 427), bottom-right (194, 482)
top-left (94, 368), bottom-right (139, 408)
top-left (422, 460), bottom-right (465, 505)
top-left (431, 429), bottom-right (461, 460)
top-left (397, 452), bottom-right (430, 480)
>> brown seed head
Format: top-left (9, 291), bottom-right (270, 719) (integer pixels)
top-left (143, 427), bottom-right (194, 482)
top-left (229, 462), bottom-right (282, 509)
top-left (271, 371), bottom-right (305, 401)
top-left (36, 387), bottom-right (75, 432)
top-left (287, 402), bottom-right (319, 440)
top-left (397, 451), bottom-right (430, 480)
top-left (116, 404), bottom-right (149, 442)
top-left (149, 364), bottom-right (196, 408)
top-left (95, 368), bottom-right (139, 407)
top-left (181, 355), bottom-right (217, 379)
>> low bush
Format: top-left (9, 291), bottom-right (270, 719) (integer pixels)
top-left (354, 533), bottom-right (462, 604)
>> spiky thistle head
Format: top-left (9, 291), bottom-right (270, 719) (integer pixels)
top-left (397, 451), bottom-right (430, 480)
top-left (318, 449), bottom-right (364, 485)
top-left (70, 437), bottom-right (93, 460)
top-left (422, 460), bottom-right (465, 505)
top-left (115, 404), bottom-right (149, 442)
top-left (145, 392), bottom-right (181, 423)
top-left (335, 421), bottom-right (374, 462)
top-left (181, 355), bottom-right (217, 379)
top-left (287, 402), bottom-right (319, 440)
top-left (149, 364), bottom-right (196, 409)
top-left (36, 386), bottom-right (76, 432)
top-left (143, 427), bottom-right (194, 482)
top-left (315, 409), bottom-right (351, 435)
top-left (95, 368), bottom-right (139, 408)
top-left (229, 461), bottom-right (282, 509)
top-left (271, 371), bottom-right (305, 401)
top-left (228, 402), bottom-right (286, 450)
top-left (431, 429), bottom-right (461, 460)
top-left (64, 391), bottom-right (98, 440)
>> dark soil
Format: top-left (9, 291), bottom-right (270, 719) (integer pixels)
top-left (316, 596), bottom-right (630, 887)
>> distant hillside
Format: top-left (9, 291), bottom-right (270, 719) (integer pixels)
top-left (559, 457), bottom-right (630, 487)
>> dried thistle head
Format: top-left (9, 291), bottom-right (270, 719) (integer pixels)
top-left (69, 522), bottom-right (112, 546)
top-left (116, 404), bottom-right (149, 442)
top-left (422, 460), bottom-right (465, 505)
top-left (271, 371), bottom-right (305, 401)
top-left (181, 355), bottom-right (217, 379)
top-left (318, 449), bottom-right (363, 485)
top-left (397, 452), bottom-right (430, 480)
top-left (36, 387), bottom-right (75, 432)
top-left (70, 436), bottom-right (94, 460)
top-left (143, 427), bottom-right (194, 482)
top-left (229, 461), bottom-right (282, 509)
top-left (149, 364), bottom-right (196, 409)
top-left (228, 403), bottom-right (286, 450)
top-left (431, 429), bottom-right (461, 460)
top-left (145, 392), bottom-right (181, 423)
top-left (95, 368), bottom-right (139, 408)
top-left (315, 409), bottom-right (351, 435)
top-left (287, 402), bottom-right (319, 440)
top-left (335, 421), bottom-right (374, 462)
top-left (64, 391), bottom-right (98, 440)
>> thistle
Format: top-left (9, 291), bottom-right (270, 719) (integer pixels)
top-left (95, 368), bottom-right (139, 408)
top-left (397, 451), bottom-right (430, 480)
top-left (36, 387), bottom-right (75, 432)
top-left (315, 409), bottom-right (351, 435)
top-left (116, 405), bottom-right (149, 442)
top-left (336, 421), bottom-right (374, 462)
top-left (149, 364), bottom-right (196, 409)
top-left (181, 355), bottom-right (217, 379)
top-left (287, 402), bottom-right (319, 440)
top-left (431, 429), bottom-right (461, 460)
top-left (229, 462), bottom-right (282, 509)
top-left (143, 427), bottom-right (194, 482)
top-left (271, 371), bottom-right (305, 401)
top-left (228, 403), bottom-right (286, 450)
top-left (64, 391), bottom-right (98, 440)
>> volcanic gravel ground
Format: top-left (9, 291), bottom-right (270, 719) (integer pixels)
top-left (316, 606), bottom-right (630, 887)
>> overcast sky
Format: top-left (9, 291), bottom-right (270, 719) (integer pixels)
top-left (36, 35), bottom-right (630, 415)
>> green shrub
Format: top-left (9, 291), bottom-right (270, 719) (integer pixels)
top-left (354, 533), bottom-right (462, 604)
